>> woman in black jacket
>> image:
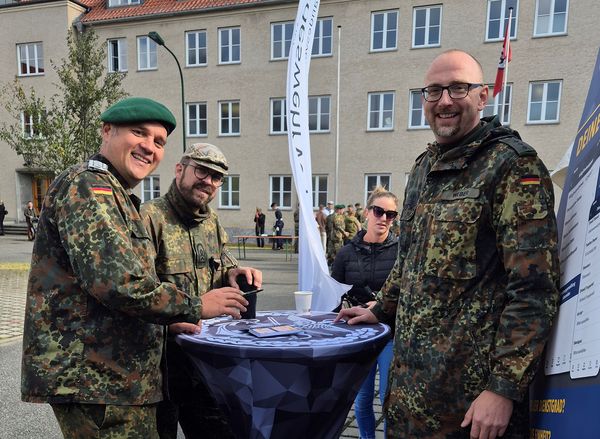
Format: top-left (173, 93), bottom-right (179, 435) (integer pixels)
top-left (331, 186), bottom-right (398, 439)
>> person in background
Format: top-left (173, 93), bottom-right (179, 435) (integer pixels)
top-left (354, 202), bottom-right (364, 223)
top-left (336, 50), bottom-right (559, 438)
top-left (293, 203), bottom-right (299, 253)
top-left (324, 200), bottom-right (334, 216)
top-left (331, 186), bottom-right (398, 439)
top-left (344, 204), bottom-right (362, 244)
top-left (21, 97), bottom-right (249, 439)
top-left (141, 143), bottom-right (262, 439)
top-left (23, 201), bottom-right (37, 241)
top-left (315, 203), bottom-right (327, 251)
top-left (326, 204), bottom-right (347, 265)
top-left (254, 207), bottom-right (266, 248)
top-left (0, 200), bottom-right (7, 235)
top-left (271, 202), bottom-right (284, 250)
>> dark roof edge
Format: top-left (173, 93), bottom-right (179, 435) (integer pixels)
top-left (0, 0), bottom-right (88, 11)
top-left (81, 0), bottom-right (295, 26)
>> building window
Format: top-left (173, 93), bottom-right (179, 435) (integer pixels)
top-left (186, 30), bottom-right (207, 67)
top-left (137, 36), bottom-right (157, 70)
top-left (368, 92), bottom-right (395, 131)
top-left (21, 112), bottom-right (41, 138)
top-left (270, 98), bottom-right (287, 134)
top-left (408, 90), bottom-right (430, 129)
top-left (108, 0), bottom-right (140, 6)
top-left (365, 174), bottom-right (391, 202)
top-left (219, 175), bottom-right (240, 208)
top-left (141, 176), bottom-right (160, 202)
top-left (527, 80), bottom-right (562, 124)
top-left (17, 42), bottom-right (44, 76)
top-left (371, 10), bottom-right (398, 51)
top-left (413, 5), bottom-right (442, 48)
top-left (534, 0), bottom-right (568, 36)
top-left (219, 101), bottom-right (240, 136)
top-left (187, 102), bottom-right (207, 137)
top-left (107, 38), bottom-right (127, 73)
top-left (309, 96), bottom-right (330, 132)
top-left (486, 0), bottom-right (518, 41)
top-left (482, 84), bottom-right (512, 125)
top-left (219, 27), bottom-right (241, 64)
top-left (271, 22), bottom-right (294, 60)
top-left (270, 175), bottom-right (292, 209)
top-left (312, 175), bottom-right (328, 209)
top-left (312, 18), bottom-right (333, 56)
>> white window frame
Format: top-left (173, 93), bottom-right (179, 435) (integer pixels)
top-left (108, 0), bottom-right (140, 6)
top-left (219, 27), bottom-right (241, 64)
top-left (187, 102), bottom-right (207, 137)
top-left (365, 174), bottom-right (391, 203)
top-left (219, 175), bottom-right (240, 209)
top-left (482, 84), bottom-right (512, 125)
top-left (367, 92), bottom-right (395, 131)
top-left (309, 95), bottom-right (330, 133)
top-left (485, 0), bottom-right (519, 41)
top-left (21, 112), bottom-right (41, 139)
top-left (270, 98), bottom-right (287, 134)
top-left (370, 10), bottom-right (398, 52)
top-left (219, 100), bottom-right (240, 136)
top-left (271, 21), bottom-right (294, 60)
top-left (186, 30), bottom-right (207, 67)
top-left (408, 90), bottom-right (430, 129)
top-left (412, 5), bottom-right (442, 48)
top-left (17, 42), bottom-right (44, 76)
top-left (312, 175), bottom-right (328, 209)
top-left (312, 17), bottom-right (333, 57)
top-left (137, 36), bottom-right (157, 71)
top-left (270, 175), bottom-right (292, 209)
top-left (107, 38), bottom-right (127, 73)
top-left (527, 80), bottom-right (562, 124)
top-left (141, 175), bottom-right (160, 202)
top-left (534, 0), bottom-right (569, 37)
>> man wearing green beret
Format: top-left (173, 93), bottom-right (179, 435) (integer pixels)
top-left (21, 97), bottom-right (249, 438)
top-left (141, 143), bottom-right (262, 438)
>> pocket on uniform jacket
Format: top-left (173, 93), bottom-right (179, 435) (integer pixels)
top-left (516, 201), bottom-right (550, 249)
top-left (424, 201), bottom-right (482, 280)
top-left (156, 257), bottom-right (193, 275)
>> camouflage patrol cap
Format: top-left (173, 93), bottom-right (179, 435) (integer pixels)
top-left (101, 97), bottom-right (177, 135)
top-left (183, 143), bottom-right (229, 175)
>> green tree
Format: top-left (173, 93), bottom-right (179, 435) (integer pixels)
top-left (0, 28), bottom-right (127, 176)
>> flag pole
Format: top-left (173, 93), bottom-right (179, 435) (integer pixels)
top-left (501, 7), bottom-right (513, 125)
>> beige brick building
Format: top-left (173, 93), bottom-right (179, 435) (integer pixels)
top-left (1, 0), bottom-right (597, 234)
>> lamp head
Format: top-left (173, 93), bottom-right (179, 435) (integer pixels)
top-left (148, 31), bottom-right (165, 46)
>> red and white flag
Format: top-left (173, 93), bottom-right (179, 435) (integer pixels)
top-left (493, 8), bottom-right (513, 97)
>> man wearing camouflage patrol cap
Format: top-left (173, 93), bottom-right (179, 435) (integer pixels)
top-left (141, 143), bottom-right (262, 439)
top-left (337, 50), bottom-right (559, 439)
top-left (21, 97), bottom-right (249, 439)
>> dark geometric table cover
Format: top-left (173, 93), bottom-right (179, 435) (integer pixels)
top-left (177, 311), bottom-right (391, 439)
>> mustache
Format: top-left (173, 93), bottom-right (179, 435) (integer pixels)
top-left (192, 182), bottom-right (212, 191)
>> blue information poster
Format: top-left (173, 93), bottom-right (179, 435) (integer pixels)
top-left (530, 48), bottom-right (600, 438)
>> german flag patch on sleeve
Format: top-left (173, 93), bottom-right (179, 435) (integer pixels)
top-left (91, 185), bottom-right (113, 196)
top-left (519, 175), bottom-right (541, 185)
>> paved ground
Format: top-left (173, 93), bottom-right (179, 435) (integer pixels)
top-left (0, 234), bottom-right (383, 438)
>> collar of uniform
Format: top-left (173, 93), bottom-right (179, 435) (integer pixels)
top-left (165, 180), bottom-right (210, 226)
top-left (89, 153), bottom-right (132, 191)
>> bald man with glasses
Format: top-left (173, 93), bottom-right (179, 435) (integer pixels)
top-left (141, 143), bottom-right (262, 439)
top-left (337, 50), bottom-right (559, 439)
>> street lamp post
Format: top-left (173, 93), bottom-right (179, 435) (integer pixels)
top-left (148, 31), bottom-right (186, 152)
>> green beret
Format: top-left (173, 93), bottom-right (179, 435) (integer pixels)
top-left (183, 143), bottom-right (228, 175)
top-left (335, 204), bottom-right (346, 209)
top-left (101, 97), bottom-right (177, 135)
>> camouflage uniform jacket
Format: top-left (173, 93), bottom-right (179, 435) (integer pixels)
top-left (21, 154), bottom-right (202, 405)
top-left (330, 213), bottom-right (346, 243)
top-left (371, 117), bottom-right (560, 436)
top-left (344, 214), bottom-right (361, 240)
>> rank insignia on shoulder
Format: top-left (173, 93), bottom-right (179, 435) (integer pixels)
top-left (91, 186), bottom-right (113, 196)
top-left (519, 175), bottom-right (541, 185)
top-left (88, 159), bottom-right (108, 172)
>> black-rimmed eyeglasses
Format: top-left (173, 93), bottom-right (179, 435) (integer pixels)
top-left (421, 83), bottom-right (483, 102)
top-left (369, 205), bottom-right (398, 220)
top-left (185, 163), bottom-right (224, 187)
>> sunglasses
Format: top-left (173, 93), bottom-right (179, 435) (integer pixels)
top-left (369, 205), bottom-right (398, 220)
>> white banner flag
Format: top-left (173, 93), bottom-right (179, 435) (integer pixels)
top-left (286, 0), bottom-right (350, 311)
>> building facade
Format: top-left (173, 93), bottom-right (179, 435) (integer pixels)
top-left (1, 0), bottom-right (597, 234)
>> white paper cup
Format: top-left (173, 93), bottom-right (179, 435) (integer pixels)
top-left (294, 291), bottom-right (313, 313)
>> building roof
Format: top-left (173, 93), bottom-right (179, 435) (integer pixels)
top-left (80, 0), bottom-right (289, 24)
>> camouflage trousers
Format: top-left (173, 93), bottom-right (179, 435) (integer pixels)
top-left (326, 240), bottom-right (343, 265)
top-left (51, 403), bottom-right (159, 439)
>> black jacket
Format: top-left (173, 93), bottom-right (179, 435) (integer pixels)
top-left (331, 229), bottom-right (398, 304)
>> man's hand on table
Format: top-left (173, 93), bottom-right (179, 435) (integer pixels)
top-left (334, 306), bottom-right (379, 325)
top-left (461, 390), bottom-right (513, 439)
top-left (228, 267), bottom-right (263, 290)
top-left (201, 287), bottom-right (249, 319)
top-left (169, 320), bottom-right (202, 334)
